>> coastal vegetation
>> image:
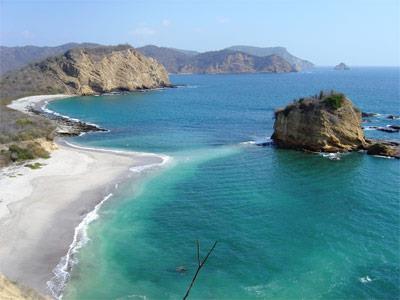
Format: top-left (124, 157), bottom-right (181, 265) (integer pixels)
top-left (0, 141), bottom-right (50, 166)
top-left (25, 162), bottom-right (45, 169)
top-left (323, 92), bottom-right (345, 109)
top-left (0, 106), bottom-right (55, 167)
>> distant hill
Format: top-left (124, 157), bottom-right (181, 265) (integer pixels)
top-left (136, 45), bottom-right (193, 73)
top-left (0, 43), bottom-right (101, 75)
top-left (137, 45), bottom-right (300, 74)
top-left (0, 43), bottom-right (313, 75)
top-left (0, 45), bottom-right (170, 101)
top-left (178, 50), bottom-right (296, 74)
top-left (226, 45), bottom-right (314, 70)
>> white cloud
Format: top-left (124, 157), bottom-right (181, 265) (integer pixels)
top-left (130, 26), bottom-right (156, 37)
top-left (162, 19), bottom-right (171, 27)
top-left (216, 16), bottom-right (230, 24)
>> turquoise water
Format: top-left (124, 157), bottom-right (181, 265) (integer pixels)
top-left (49, 68), bottom-right (400, 299)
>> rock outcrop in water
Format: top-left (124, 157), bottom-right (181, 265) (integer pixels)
top-left (0, 45), bottom-right (170, 100)
top-left (271, 91), bottom-right (400, 158)
top-left (272, 92), bottom-right (366, 152)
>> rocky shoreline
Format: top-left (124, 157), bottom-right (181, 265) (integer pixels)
top-left (28, 105), bottom-right (108, 136)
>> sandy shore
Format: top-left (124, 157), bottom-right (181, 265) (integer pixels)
top-left (1, 95), bottom-right (170, 298)
top-left (7, 94), bottom-right (72, 114)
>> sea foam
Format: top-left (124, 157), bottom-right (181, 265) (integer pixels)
top-left (47, 193), bottom-right (113, 299)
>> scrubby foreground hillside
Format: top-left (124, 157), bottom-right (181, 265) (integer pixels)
top-left (0, 45), bottom-right (170, 102)
top-left (0, 274), bottom-right (47, 300)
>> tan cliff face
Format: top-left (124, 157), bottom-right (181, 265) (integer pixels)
top-left (272, 93), bottom-right (367, 152)
top-left (0, 45), bottom-right (170, 101)
top-left (57, 46), bottom-right (170, 95)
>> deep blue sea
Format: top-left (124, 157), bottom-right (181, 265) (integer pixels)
top-left (48, 67), bottom-right (400, 300)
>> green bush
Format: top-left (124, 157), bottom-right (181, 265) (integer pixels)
top-left (16, 118), bottom-right (34, 126)
top-left (25, 162), bottom-right (44, 169)
top-left (324, 93), bottom-right (345, 109)
top-left (8, 144), bottom-right (35, 161)
top-left (7, 143), bottom-right (50, 162)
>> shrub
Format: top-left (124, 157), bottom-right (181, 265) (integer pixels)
top-left (323, 93), bottom-right (345, 109)
top-left (25, 162), bottom-right (44, 169)
top-left (16, 118), bottom-right (34, 126)
top-left (8, 144), bottom-right (35, 161)
top-left (7, 143), bottom-right (49, 162)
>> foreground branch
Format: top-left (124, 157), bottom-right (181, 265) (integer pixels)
top-left (183, 240), bottom-right (218, 300)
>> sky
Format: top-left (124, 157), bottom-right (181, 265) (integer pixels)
top-left (0, 0), bottom-right (399, 66)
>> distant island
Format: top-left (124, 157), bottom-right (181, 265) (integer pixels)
top-left (0, 43), bottom-right (314, 76)
top-left (334, 62), bottom-right (350, 70)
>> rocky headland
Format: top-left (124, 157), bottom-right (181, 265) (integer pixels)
top-left (271, 91), bottom-right (400, 158)
top-left (0, 45), bottom-right (171, 101)
top-left (137, 45), bottom-right (312, 74)
top-left (0, 45), bottom-right (171, 166)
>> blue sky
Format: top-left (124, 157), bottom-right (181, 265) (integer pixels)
top-left (0, 0), bottom-right (399, 65)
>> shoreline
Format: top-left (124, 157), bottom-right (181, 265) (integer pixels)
top-left (0, 95), bottom-right (171, 298)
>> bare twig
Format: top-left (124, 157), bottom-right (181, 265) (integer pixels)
top-left (196, 240), bottom-right (200, 266)
top-left (183, 241), bottom-right (218, 300)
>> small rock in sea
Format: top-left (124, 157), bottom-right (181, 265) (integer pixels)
top-left (176, 266), bottom-right (187, 273)
top-left (376, 127), bottom-right (399, 133)
top-left (387, 115), bottom-right (400, 120)
top-left (362, 112), bottom-right (377, 118)
top-left (366, 142), bottom-right (399, 158)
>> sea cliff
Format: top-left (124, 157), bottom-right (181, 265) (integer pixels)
top-left (272, 91), bottom-right (399, 158)
top-left (0, 45), bottom-right (170, 101)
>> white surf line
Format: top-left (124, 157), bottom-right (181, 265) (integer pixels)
top-left (40, 100), bottom-right (106, 130)
top-left (46, 193), bottom-right (113, 299)
top-left (7, 94), bottom-right (107, 132)
top-left (63, 140), bottom-right (172, 167)
top-left (46, 143), bottom-right (172, 299)
top-left (45, 142), bottom-right (172, 298)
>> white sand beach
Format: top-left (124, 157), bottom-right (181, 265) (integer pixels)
top-left (7, 94), bottom-right (72, 114)
top-left (0, 95), bottom-right (170, 298)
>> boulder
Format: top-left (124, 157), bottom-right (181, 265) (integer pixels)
top-left (366, 142), bottom-right (399, 158)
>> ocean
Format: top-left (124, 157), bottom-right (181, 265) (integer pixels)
top-left (48, 67), bottom-right (400, 300)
